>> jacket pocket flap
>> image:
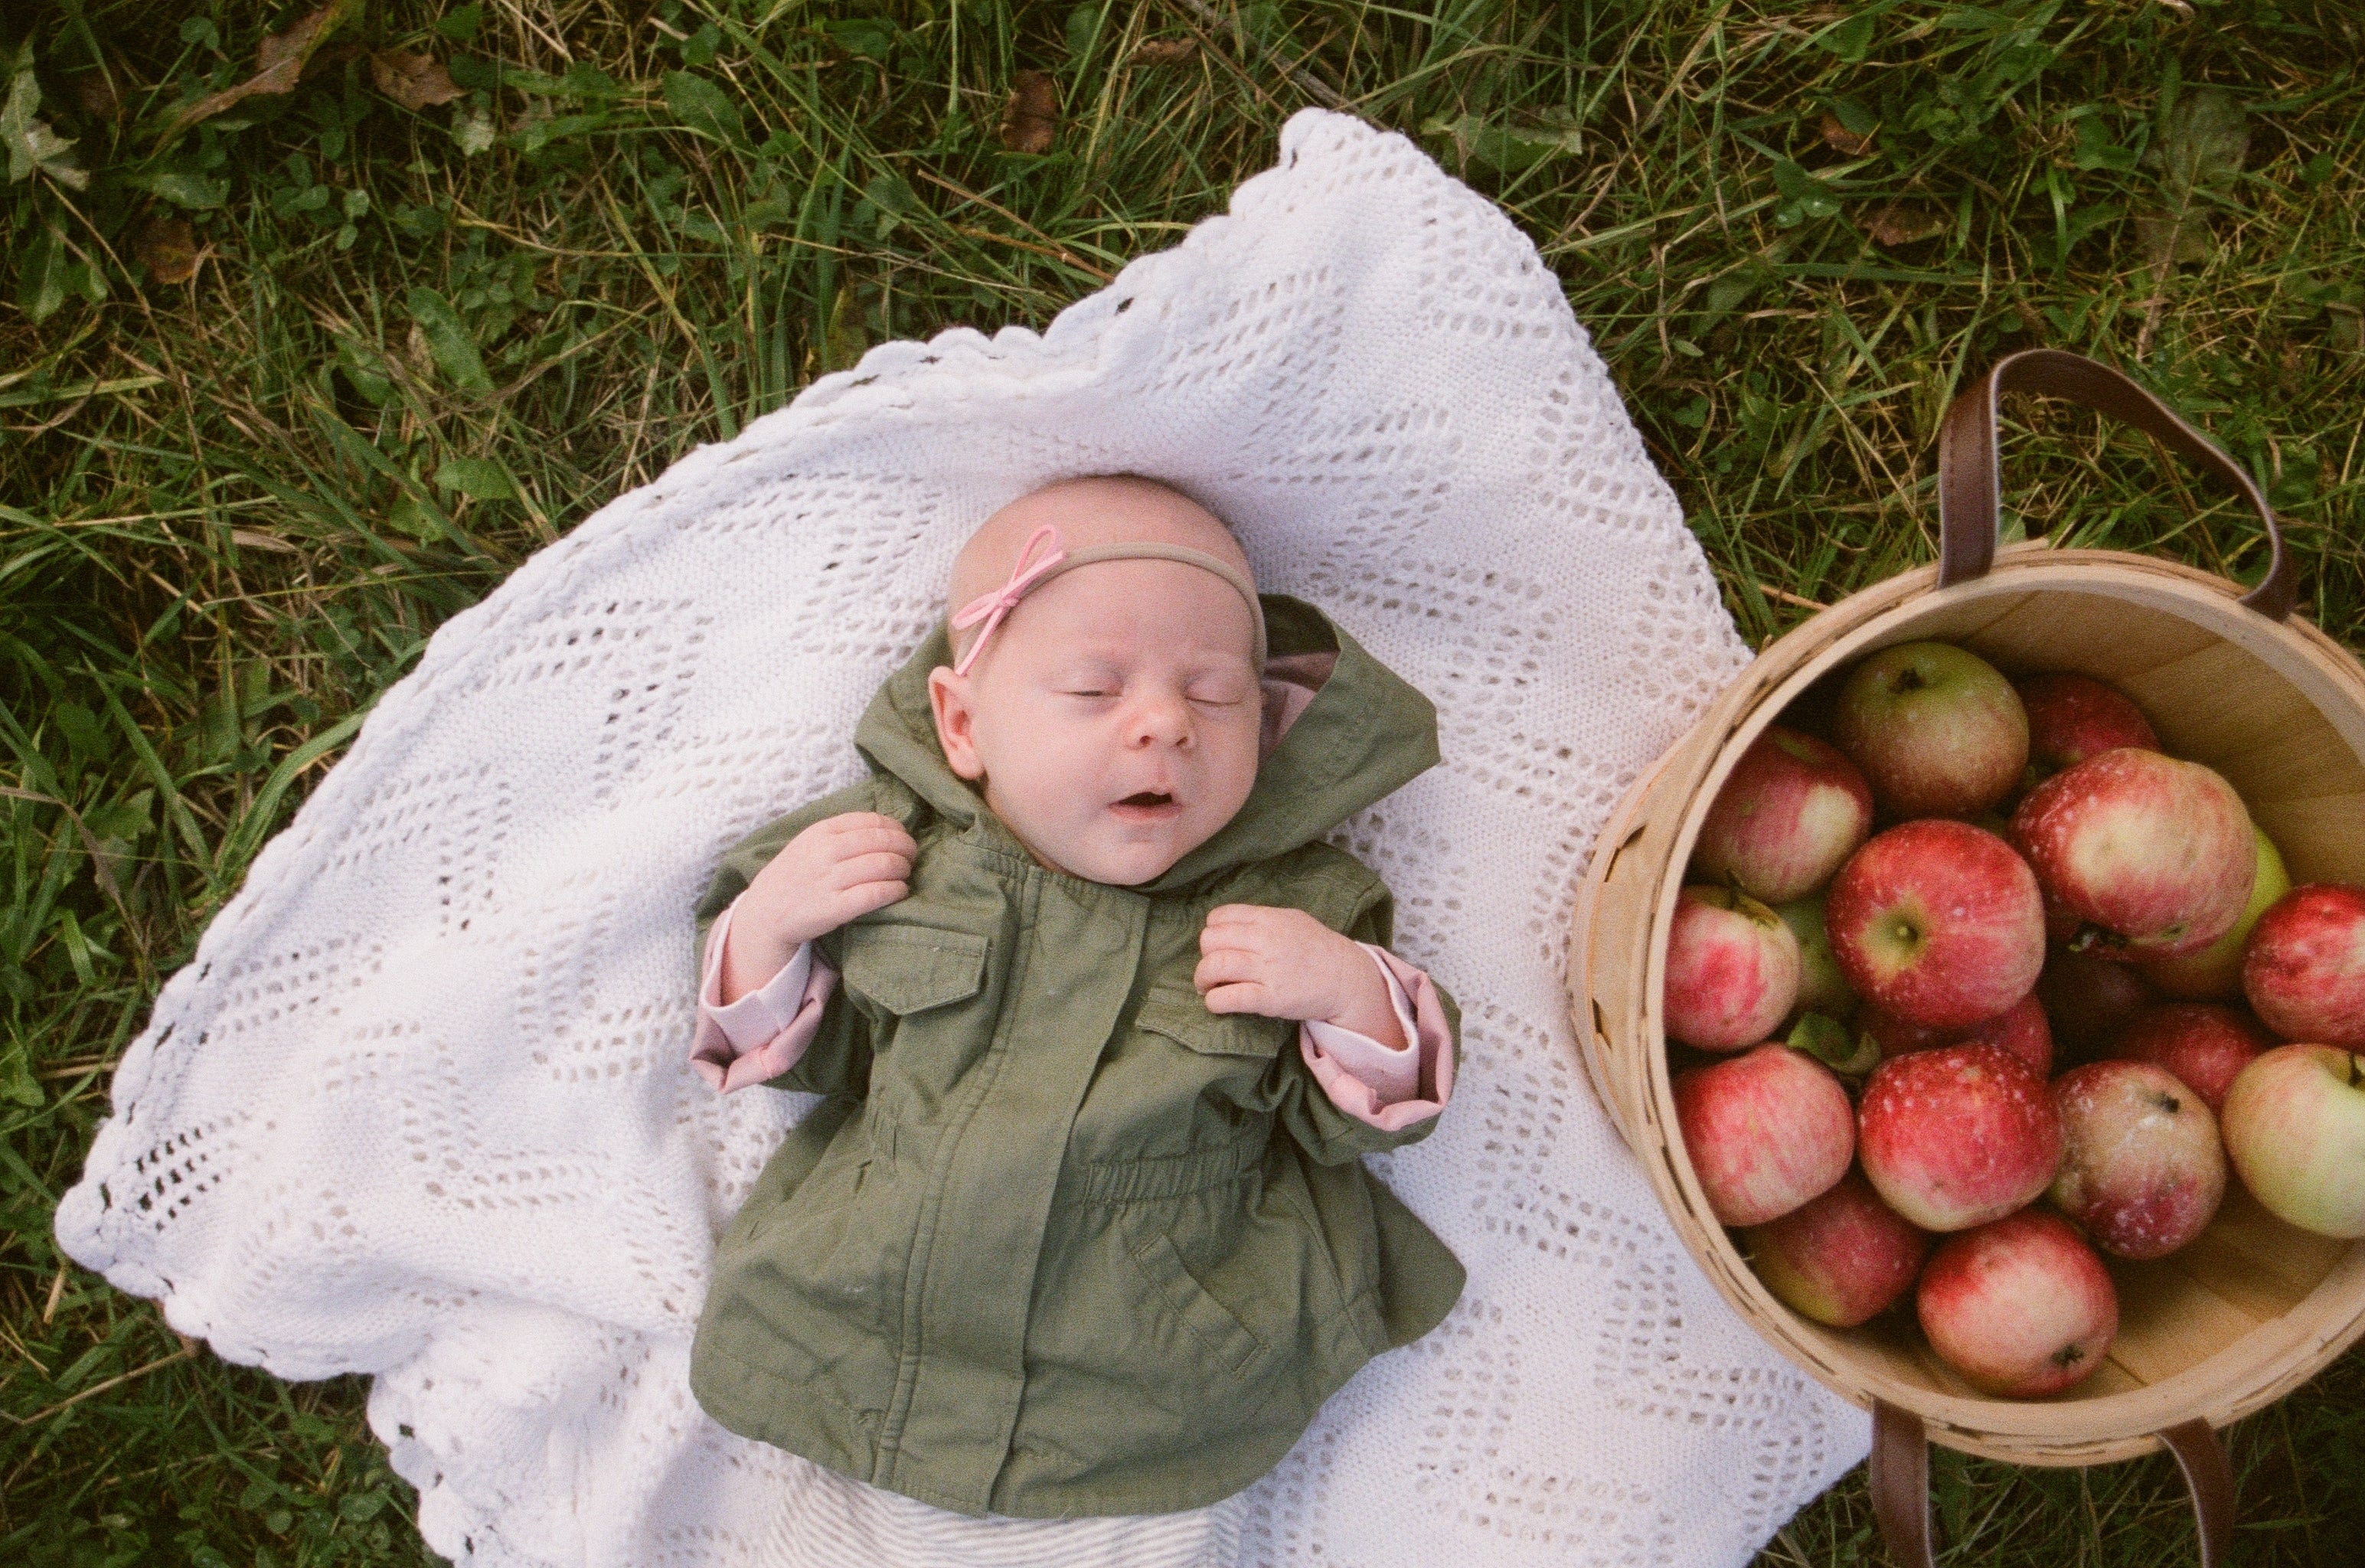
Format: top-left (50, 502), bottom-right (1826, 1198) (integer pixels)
top-left (841, 923), bottom-right (989, 1016)
top-left (1135, 988), bottom-right (1289, 1059)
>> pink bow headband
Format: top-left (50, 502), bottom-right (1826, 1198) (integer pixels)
top-left (947, 524), bottom-right (1269, 676)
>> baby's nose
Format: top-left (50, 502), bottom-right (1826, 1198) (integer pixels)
top-left (1128, 691), bottom-right (1193, 746)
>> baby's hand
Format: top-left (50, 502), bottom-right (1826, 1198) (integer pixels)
top-left (1194, 905), bottom-right (1403, 1048)
top-left (723, 813), bottom-right (916, 998)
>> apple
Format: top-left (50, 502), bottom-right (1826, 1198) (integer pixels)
top-left (1742, 1171), bottom-right (1930, 1328)
top-left (2037, 949), bottom-right (2155, 1061)
top-left (1671, 1045), bottom-right (1855, 1227)
top-left (2109, 1003), bottom-right (2275, 1113)
top-left (2048, 1060), bottom-right (2226, 1259)
top-left (1664, 885), bottom-right (1802, 1051)
top-left (2220, 1044), bottom-right (2365, 1237)
top-left (1775, 891), bottom-right (1857, 1019)
top-left (1862, 991), bottom-right (2051, 1078)
top-left (2010, 749), bottom-right (2255, 960)
top-left (1916, 1210), bottom-right (2119, 1396)
top-left (2143, 828), bottom-right (2290, 1001)
top-left (1834, 641), bottom-right (2030, 820)
top-left (1694, 727), bottom-right (1875, 903)
top-left (2016, 672), bottom-right (2159, 780)
top-left (1857, 1043), bottom-right (2063, 1231)
top-left (2243, 884), bottom-right (2365, 1048)
top-left (1825, 820), bottom-right (2046, 1029)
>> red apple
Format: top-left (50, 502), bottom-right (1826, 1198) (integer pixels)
top-left (2143, 828), bottom-right (2291, 1001)
top-left (1857, 1043), bottom-right (2063, 1231)
top-left (1664, 885), bottom-right (1802, 1051)
top-left (1916, 1210), bottom-right (2118, 1396)
top-left (1834, 642), bottom-right (2030, 819)
top-left (1742, 1171), bottom-right (1931, 1328)
top-left (1694, 727), bottom-right (1875, 903)
top-left (2243, 884), bottom-right (2365, 1048)
top-left (2010, 749), bottom-right (2255, 960)
top-left (1775, 891), bottom-right (1857, 1019)
top-left (1671, 1045), bottom-right (1855, 1227)
top-left (1862, 991), bottom-right (2051, 1078)
top-left (2109, 1003), bottom-right (2275, 1112)
top-left (2048, 1060), bottom-right (2226, 1259)
top-left (2037, 949), bottom-right (2156, 1061)
top-left (1825, 820), bottom-right (2046, 1029)
top-left (2016, 672), bottom-right (2159, 780)
top-left (2221, 1044), bottom-right (2365, 1237)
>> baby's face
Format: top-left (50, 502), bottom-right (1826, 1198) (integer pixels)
top-left (929, 558), bottom-right (1263, 886)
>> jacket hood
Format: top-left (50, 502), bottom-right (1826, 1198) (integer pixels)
top-left (851, 596), bottom-right (1440, 894)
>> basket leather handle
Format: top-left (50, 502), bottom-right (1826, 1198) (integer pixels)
top-left (1870, 1400), bottom-right (2235, 1568)
top-left (1935, 347), bottom-right (2296, 621)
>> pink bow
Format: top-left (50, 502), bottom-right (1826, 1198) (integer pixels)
top-left (949, 523), bottom-right (1067, 675)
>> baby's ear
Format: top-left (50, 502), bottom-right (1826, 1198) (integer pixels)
top-left (927, 666), bottom-right (988, 780)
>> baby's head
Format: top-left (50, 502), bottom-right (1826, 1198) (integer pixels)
top-left (926, 476), bottom-right (1264, 887)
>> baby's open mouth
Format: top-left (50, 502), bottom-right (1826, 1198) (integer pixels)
top-left (1110, 791), bottom-right (1181, 819)
top-left (1116, 791), bottom-right (1174, 808)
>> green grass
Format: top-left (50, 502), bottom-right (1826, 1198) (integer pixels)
top-left (5, 1), bottom-right (2364, 1563)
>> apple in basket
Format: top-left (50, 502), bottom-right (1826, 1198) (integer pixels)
top-left (1663, 885), bottom-right (1801, 1051)
top-left (1742, 1171), bottom-right (1930, 1329)
top-left (1692, 727), bottom-right (1873, 903)
top-left (1857, 1043), bottom-right (2063, 1231)
top-left (2220, 1044), bottom-right (2365, 1238)
top-left (1916, 1210), bottom-right (2119, 1397)
top-left (1775, 891), bottom-right (1857, 1020)
top-left (2036, 948), bottom-right (2157, 1061)
top-left (2109, 1003), bottom-right (2275, 1113)
top-left (2015, 672), bottom-right (2159, 780)
top-left (1860, 991), bottom-right (2052, 1078)
top-left (1825, 819), bottom-right (2047, 1030)
top-left (1834, 641), bottom-right (2029, 820)
top-left (2010, 749), bottom-right (2256, 960)
top-left (2048, 1060), bottom-right (2226, 1259)
top-left (2144, 827), bottom-right (2292, 1001)
top-left (1671, 1046), bottom-right (1854, 1227)
top-left (2243, 884), bottom-right (2365, 1047)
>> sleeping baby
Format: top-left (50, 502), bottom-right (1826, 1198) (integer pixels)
top-left (684, 475), bottom-right (1462, 1538)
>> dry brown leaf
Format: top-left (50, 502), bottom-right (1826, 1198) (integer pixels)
top-left (370, 50), bottom-right (464, 111)
top-left (161, 0), bottom-right (356, 142)
top-left (999, 69), bottom-right (1057, 155)
top-left (1819, 112), bottom-right (1873, 156)
top-left (1862, 203), bottom-right (1947, 247)
top-left (1132, 39), bottom-right (1197, 67)
top-left (136, 215), bottom-right (200, 285)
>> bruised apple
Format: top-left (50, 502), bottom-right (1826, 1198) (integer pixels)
top-left (1834, 642), bottom-right (2029, 819)
top-left (1861, 991), bottom-right (2051, 1078)
top-left (2010, 749), bottom-right (2255, 960)
top-left (2243, 884), bottom-right (2365, 1048)
top-left (1825, 820), bottom-right (2046, 1030)
top-left (1917, 1210), bottom-right (2118, 1396)
top-left (1742, 1171), bottom-right (1930, 1328)
top-left (2016, 672), bottom-right (2158, 780)
top-left (1857, 1043), bottom-right (2063, 1231)
top-left (1694, 727), bottom-right (1874, 904)
top-left (1664, 886), bottom-right (1801, 1051)
top-left (2144, 828), bottom-right (2290, 1001)
top-left (2221, 1044), bottom-right (2365, 1238)
top-left (1671, 1046), bottom-right (1855, 1227)
top-left (2109, 1002), bottom-right (2275, 1112)
top-left (2048, 1060), bottom-right (2226, 1259)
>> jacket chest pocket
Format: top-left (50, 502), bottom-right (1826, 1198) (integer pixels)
top-left (1134, 987), bottom-right (1292, 1061)
top-left (838, 922), bottom-right (989, 1017)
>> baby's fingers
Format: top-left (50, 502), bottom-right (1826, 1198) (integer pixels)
top-left (1192, 948), bottom-right (1265, 993)
top-left (1200, 982), bottom-right (1276, 1017)
top-left (837, 878), bottom-right (910, 919)
top-left (831, 849), bottom-right (916, 890)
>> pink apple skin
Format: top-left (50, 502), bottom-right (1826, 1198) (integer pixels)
top-left (1775, 892), bottom-right (1857, 1019)
top-left (1857, 1043), bottom-right (2063, 1231)
top-left (1664, 886), bottom-right (1802, 1051)
top-left (1743, 1171), bottom-right (1931, 1328)
top-left (2242, 885), bottom-right (2365, 1048)
top-left (2048, 1060), bottom-right (2226, 1259)
top-left (1826, 820), bottom-right (2047, 1030)
top-left (2221, 1044), bottom-right (2365, 1238)
top-left (2009, 749), bottom-right (2256, 961)
top-left (1916, 1210), bottom-right (2119, 1396)
top-left (2144, 828), bottom-right (2290, 1001)
top-left (2037, 950), bottom-right (2156, 1061)
top-left (2109, 1003), bottom-right (2275, 1113)
top-left (2016, 672), bottom-right (2159, 780)
top-left (1863, 991), bottom-right (2051, 1078)
top-left (1672, 1046), bottom-right (1856, 1227)
top-left (1835, 642), bottom-right (2030, 820)
top-left (1694, 727), bottom-right (1875, 903)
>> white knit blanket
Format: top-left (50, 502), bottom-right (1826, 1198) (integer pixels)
top-left (57, 110), bottom-right (1864, 1566)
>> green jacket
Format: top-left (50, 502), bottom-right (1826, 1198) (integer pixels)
top-left (688, 596), bottom-right (1465, 1519)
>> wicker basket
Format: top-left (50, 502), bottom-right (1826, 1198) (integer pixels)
top-left (1569, 351), bottom-right (2365, 1566)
